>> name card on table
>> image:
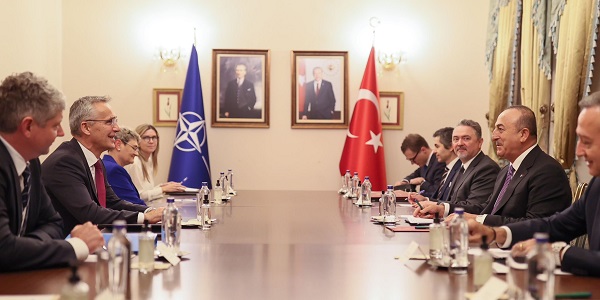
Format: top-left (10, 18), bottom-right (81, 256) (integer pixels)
top-left (395, 241), bottom-right (428, 263)
top-left (157, 243), bottom-right (181, 266)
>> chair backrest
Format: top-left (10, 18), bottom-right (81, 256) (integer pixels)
top-left (569, 182), bottom-right (589, 249)
top-left (572, 182), bottom-right (589, 203)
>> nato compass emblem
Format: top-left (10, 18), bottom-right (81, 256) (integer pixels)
top-left (174, 111), bottom-right (207, 153)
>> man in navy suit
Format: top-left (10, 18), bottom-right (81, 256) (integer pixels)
top-left (430, 127), bottom-right (462, 201)
top-left (395, 133), bottom-right (445, 197)
top-left (0, 72), bottom-right (103, 271)
top-left (222, 64), bottom-right (257, 118)
top-left (302, 67), bottom-right (336, 120)
top-left (42, 96), bottom-right (163, 234)
top-left (413, 120), bottom-right (500, 215)
top-left (469, 93), bottom-right (600, 276)
top-left (459, 106), bottom-right (571, 226)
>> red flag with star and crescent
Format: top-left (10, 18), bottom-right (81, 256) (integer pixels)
top-left (339, 47), bottom-right (387, 191)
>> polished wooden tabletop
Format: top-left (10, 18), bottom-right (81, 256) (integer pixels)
top-left (1, 190), bottom-right (599, 299)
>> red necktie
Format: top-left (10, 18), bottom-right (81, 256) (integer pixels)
top-left (94, 160), bottom-right (107, 207)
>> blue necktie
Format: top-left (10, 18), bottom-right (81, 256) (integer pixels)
top-left (492, 166), bottom-right (515, 214)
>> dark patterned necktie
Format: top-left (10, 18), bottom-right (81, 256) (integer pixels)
top-left (22, 165), bottom-right (31, 207)
top-left (492, 166), bottom-right (515, 214)
top-left (19, 164), bottom-right (31, 236)
top-left (436, 167), bottom-right (450, 198)
top-left (94, 160), bottom-right (107, 207)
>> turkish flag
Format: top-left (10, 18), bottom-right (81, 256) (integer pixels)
top-left (339, 47), bottom-right (387, 191)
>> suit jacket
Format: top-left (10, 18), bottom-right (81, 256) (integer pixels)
top-left (0, 142), bottom-right (76, 271)
top-left (481, 146), bottom-right (571, 226)
top-left (223, 79), bottom-right (257, 118)
top-left (508, 177), bottom-right (600, 276)
top-left (303, 80), bottom-right (336, 119)
top-left (448, 152), bottom-right (500, 214)
top-left (403, 154), bottom-right (445, 197)
top-left (432, 160), bottom-right (462, 201)
top-left (42, 138), bottom-right (147, 235)
top-left (102, 155), bottom-right (146, 206)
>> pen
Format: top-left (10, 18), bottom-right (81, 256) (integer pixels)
top-left (180, 177), bottom-right (188, 184)
top-left (414, 199), bottom-right (424, 210)
top-left (555, 292), bottom-right (592, 299)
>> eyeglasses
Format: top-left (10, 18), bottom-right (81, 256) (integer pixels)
top-left (124, 143), bottom-right (139, 152)
top-left (85, 117), bottom-right (118, 126)
top-left (408, 151), bottom-right (419, 164)
top-left (141, 136), bottom-right (159, 142)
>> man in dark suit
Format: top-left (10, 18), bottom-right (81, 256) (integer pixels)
top-left (460, 106), bottom-right (571, 226)
top-left (222, 64), bottom-right (257, 118)
top-left (414, 120), bottom-right (500, 216)
top-left (301, 67), bottom-right (336, 120)
top-left (430, 127), bottom-right (462, 201)
top-left (0, 72), bottom-right (103, 271)
top-left (469, 93), bottom-right (600, 276)
top-left (42, 96), bottom-right (163, 235)
top-left (395, 133), bottom-right (445, 197)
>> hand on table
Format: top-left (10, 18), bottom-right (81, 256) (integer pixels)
top-left (511, 238), bottom-right (536, 257)
top-left (70, 222), bottom-right (104, 253)
top-left (413, 201), bottom-right (443, 218)
top-left (144, 207), bottom-right (165, 223)
top-left (161, 182), bottom-right (186, 193)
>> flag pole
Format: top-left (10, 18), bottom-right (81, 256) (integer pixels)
top-left (194, 27), bottom-right (197, 48)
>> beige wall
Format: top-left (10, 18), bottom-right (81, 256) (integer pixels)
top-left (2, 0), bottom-right (491, 191)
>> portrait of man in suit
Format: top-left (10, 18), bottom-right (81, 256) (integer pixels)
top-left (292, 52), bottom-right (348, 128)
top-left (222, 63), bottom-right (258, 119)
top-left (302, 67), bottom-right (336, 120)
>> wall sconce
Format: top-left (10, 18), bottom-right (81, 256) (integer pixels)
top-left (377, 51), bottom-right (404, 71)
top-left (158, 48), bottom-right (182, 72)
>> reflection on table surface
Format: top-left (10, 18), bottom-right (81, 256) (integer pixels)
top-left (1, 190), bottom-right (599, 299)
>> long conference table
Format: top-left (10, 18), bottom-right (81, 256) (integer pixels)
top-left (1, 190), bottom-right (600, 299)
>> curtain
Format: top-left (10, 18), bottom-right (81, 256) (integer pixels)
top-left (552, 0), bottom-right (595, 169)
top-left (520, 0), bottom-right (552, 152)
top-left (487, 0), bottom-right (520, 161)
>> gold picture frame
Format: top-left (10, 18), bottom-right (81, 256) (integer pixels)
top-left (379, 91), bottom-right (404, 130)
top-left (291, 51), bottom-right (348, 129)
top-left (153, 88), bottom-right (182, 127)
top-left (211, 49), bottom-right (270, 128)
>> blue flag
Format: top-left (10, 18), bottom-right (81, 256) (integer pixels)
top-left (168, 45), bottom-right (212, 188)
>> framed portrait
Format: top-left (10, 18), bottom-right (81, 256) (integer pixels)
top-left (211, 49), bottom-right (270, 128)
top-left (379, 91), bottom-right (404, 130)
top-left (153, 88), bottom-right (182, 127)
top-left (291, 51), bottom-right (348, 129)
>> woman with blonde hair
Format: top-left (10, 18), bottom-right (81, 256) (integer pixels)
top-left (125, 124), bottom-right (184, 202)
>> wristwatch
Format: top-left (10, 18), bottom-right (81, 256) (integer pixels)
top-left (551, 241), bottom-right (567, 266)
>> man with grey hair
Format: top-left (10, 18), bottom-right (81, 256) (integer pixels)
top-left (469, 91), bottom-right (600, 277)
top-left (0, 72), bottom-right (104, 271)
top-left (42, 96), bottom-right (163, 235)
top-left (412, 119), bottom-right (500, 217)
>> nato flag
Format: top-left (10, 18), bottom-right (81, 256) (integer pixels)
top-left (168, 45), bottom-right (212, 188)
